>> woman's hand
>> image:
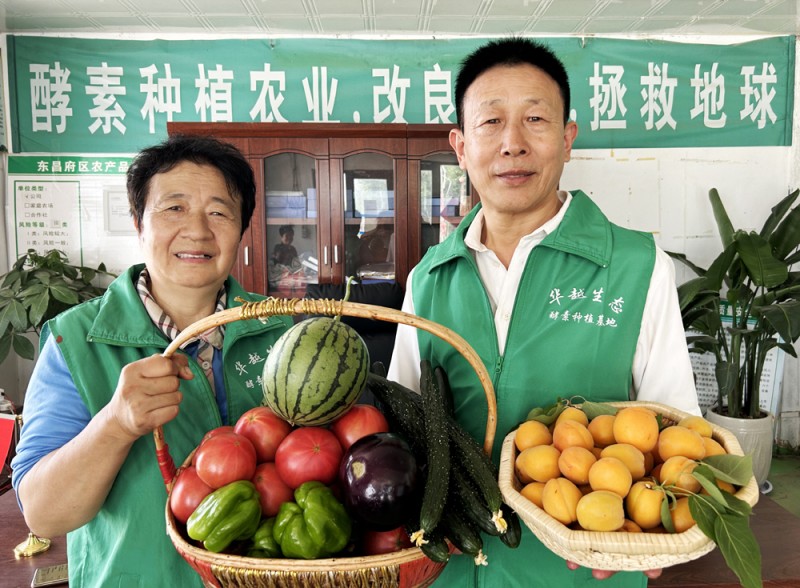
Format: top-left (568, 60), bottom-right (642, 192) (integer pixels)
top-left (566, 560), bottom-right (663, 580)
top-left (106, 353), bottom-right (194, 441)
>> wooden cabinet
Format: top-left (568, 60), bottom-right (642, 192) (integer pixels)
top-left (167, 122), bottom-right (475, 296)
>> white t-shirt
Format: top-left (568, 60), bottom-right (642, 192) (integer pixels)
top-left (388, 192), bottom-right (702, 416)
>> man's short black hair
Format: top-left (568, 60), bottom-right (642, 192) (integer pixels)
top-left (279, 225), bottom-right (294, 237)
top-left (127, 135), bottom-right (256, 236)
top-left (454, 37), bottom-right (571, 128)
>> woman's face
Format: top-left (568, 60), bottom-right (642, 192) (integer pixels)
top-left (136, 161), bottom-right (242, 300)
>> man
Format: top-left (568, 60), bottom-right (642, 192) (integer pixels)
top-left (388, 38), bottom-right (700, 587)
top-left (12, 135), bottom-right (292, 587)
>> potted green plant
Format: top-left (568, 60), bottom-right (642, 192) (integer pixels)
top-left (0, 249), bottom-right (115, 363)
top-left (669, 188), bottom-right (800, 485)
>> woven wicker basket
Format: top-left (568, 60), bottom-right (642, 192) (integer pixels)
top-left (498, 400), bottom-right (760, 572)
top-left (153, 297), bottom-right (498, 588)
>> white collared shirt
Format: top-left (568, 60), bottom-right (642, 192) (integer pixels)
top-left (388, 192), bottom-right (701, 416)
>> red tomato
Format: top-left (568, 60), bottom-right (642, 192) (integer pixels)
top-left (329, 404), bottom-right (390, 451)
top-left (274, 427), bottom-right (343, 489)
top-left (201, 425), bottom-right (234, 444)
top-left (169, 466), bottom-right (213, 524)
top-left (194, 431), bottom-right (257, 489)
top-left (234, 407), bottom-right (293, 463)
top-left (192, 425), bottom-right (235, 465)
top-left (252, 462), bottom-right (294, 517)
top-left (361, 527), bottom-right (413, 555)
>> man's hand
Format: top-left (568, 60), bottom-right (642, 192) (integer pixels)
top-left (104, 353), bottom-right (194, 442)
top-left (566, 560), bottom-right (663, 580)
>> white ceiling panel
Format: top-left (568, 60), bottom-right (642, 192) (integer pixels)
top-left (0, 0), bottom-right (795, 36)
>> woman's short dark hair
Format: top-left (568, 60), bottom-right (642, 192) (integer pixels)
top-left (454, 37), bottom-right (571, 129)
top-left (126, 135), bottom-right (256, 236)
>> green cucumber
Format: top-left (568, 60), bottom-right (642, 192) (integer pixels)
top-left (440, 507), bottom-right (487, 567)
top-left (367, 370), bottom-right (507, 533)
top-left (448, 467), bottom-right (502, 537)
top-left (416, 528), bottom-right (450, 563)
top-left (365, 373), bottom-right (427, 459)
top-left (447, 420), bottom-right (507, 534)
top-left (498, 504), bottom-right (522, 549)
top-left (410, 361), bottom-right (451, 547)
top-left (370, 361), bottom-right (387, 378)
top-left (434, 365), bottom-right (455, 417)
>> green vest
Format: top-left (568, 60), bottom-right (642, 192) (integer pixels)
top-left (46, 265), bottom-right (292, 588)
top-left (412, 192), bottom-right (653, 588)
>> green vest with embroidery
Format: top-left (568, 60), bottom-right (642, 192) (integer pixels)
top-left (413, 191), bottom-right (653, 588)
top-left (45, 264), bottom-right (292, 588)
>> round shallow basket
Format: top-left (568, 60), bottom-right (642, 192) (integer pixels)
top-left (154, 297), bottom-right (498, 588)
top-left (498, 400), bottom-right (760, 572)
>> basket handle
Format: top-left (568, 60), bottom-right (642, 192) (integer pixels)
top-left (153, 297), bottom-right (497, 489)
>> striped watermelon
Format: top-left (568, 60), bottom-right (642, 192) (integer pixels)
top-left (262, 317), bottom-right (369, 426)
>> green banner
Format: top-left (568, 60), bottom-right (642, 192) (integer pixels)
top-left (6, 35), bottom-right (793, 153)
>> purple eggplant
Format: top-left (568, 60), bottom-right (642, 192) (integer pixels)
top-left (338, 432), bottom-right (419, 531)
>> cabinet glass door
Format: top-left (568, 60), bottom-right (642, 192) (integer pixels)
top-left (341, 152), bottom-right (395, 283)
top-left (263, 152), bottom-right (319, 298)
top-left (419, 152), bottom-right (468, 256)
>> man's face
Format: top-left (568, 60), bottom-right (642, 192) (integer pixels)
top-left (450, 63), bottom-right (578, 218)
top-left (136, 161), bottom-right (242, 300)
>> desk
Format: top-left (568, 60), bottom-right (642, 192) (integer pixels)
top-left (1, 488), bottom-right (798, 587)
top-left (651, 495), bottom-right (800, 587)
top-left (1, 490), bottom-right (67, 588)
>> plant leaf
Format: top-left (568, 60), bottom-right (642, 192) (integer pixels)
top-left (18, 283), bottom-right (47, 299)
top-left (49, 282), bottom-right (80, 305)
top-left (691, 466), bottom-right (728, 506)
top-left (705, 242), bottom-right (738, 291)
top-left (768, 190), bottom-right (800, 260)
top-left (715, 362), bottom-right (737, 404)
top-left (661, 496), bottom-right (676, 533)
top-left (579, 400), bottom-right (618, 420)
top-left (786, 248), bottom-right (800, 265)
top-left (27, 290), bottom-right (50, 329)
top-left (709, 188), bottom-right (736, 249)
top-left (677, 276), bottom-right (713, 309)
top-left (688, 494), bottom-right (719, 542)
top-left (754, 300), bottom-right (800, 345)
top-left (777, 341), bottom-right (798, 358)
top-left (701, 454), bottom-right (754, 486)
top-left (0, 298), bottom-right (28, 333)
top-left (667, 251), bottom-right (708, 277)
top-left (713, 513), bottom-right (763, 588)
top-left (525, 400), bottom-right (566, 426)
top-left (760, 188), bottom-right (799, 239)
top-left (12, 333), bottom-right (35, 360)
top-left (720, 490), bottom-right (753, 517)
top-left (735, 231), bottom-right (789, 288)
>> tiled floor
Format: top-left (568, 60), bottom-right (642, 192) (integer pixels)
top-left (765, 454), bottom-right (800, 517)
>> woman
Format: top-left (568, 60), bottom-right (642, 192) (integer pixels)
top-left (11, 135), bottom-right (292, 587)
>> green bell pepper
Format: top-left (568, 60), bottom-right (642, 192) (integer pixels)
top-left (273, 481), bottom-right (352, 559)
top-left (186, 480), bottom-right (262, 553)
top-left (246, 517), bottom-right (282, 558)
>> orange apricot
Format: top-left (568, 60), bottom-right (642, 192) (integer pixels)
top-left (515, 419), bottom-right (554, 451)
top-left (552, 420), bottom-right (594, 452)
top-left (613, 406), bottom-right (660, 453)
